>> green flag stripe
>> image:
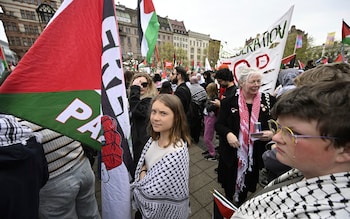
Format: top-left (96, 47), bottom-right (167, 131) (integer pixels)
top-left (0, 91), bottom-right (101, 149)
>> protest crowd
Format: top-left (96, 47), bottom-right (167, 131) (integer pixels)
top-left (1, 1), bottom-right (350, 219)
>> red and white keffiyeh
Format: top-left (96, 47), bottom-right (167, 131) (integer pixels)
top-left (235, 90), bottom-right (261, 201)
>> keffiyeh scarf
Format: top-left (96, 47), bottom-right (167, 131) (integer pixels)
top-left (0, 114), bottom-right (34, 147)
top-left (236, 90), bottom-right (261, 201)
top-left (131, 138), bottom-right (190, 219)
top-left (232, 169), bottom-right (350, 218)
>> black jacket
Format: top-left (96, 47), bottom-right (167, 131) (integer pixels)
top-left (215, 92), bottom-right (276, 190)
top-left (0, 137), bottom-right (48, 219)
top-left (129, 85), bottom-right (153, 169)
top-left (174, 82), bottom-right (191, 113)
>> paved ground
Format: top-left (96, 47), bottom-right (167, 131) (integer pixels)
top-left (93, 136), bottom-right (263, 218)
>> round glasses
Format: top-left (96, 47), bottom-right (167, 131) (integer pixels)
top-left (268, 119), bottom-right (337, 144)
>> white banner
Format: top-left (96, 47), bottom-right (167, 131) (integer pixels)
top-left (219, 6), bottom-right (294, 94)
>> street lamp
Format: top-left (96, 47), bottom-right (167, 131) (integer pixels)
top-left (36, 4), bottom-right (56, 31)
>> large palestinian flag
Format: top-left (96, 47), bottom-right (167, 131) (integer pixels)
top-left (0, 1), bottom-right (132, 218)
top-left (0, 0), bottom-right (131, 150)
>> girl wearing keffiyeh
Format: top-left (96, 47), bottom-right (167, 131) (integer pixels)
top-left (215, 67), bottom-right (276, 206)
top-left (131, 94), bottom-right (191, 219)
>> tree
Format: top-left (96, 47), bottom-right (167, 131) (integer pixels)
top-left (175, 47), bottom-right (188, 67)
top-left (158, 42), bottom-right (175, 62)
top-left (208, 40), bottom-right (220, 68)
top-left (283, 27), bottom-right (313, 64)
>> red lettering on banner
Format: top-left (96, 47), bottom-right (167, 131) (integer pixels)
top-left (232, 54), bottom-right (270, 81)
top-left (256, 54), bottom-right (269, 69)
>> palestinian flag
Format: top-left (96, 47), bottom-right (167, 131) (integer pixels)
top-left (0, 46), bottom-right (8, 76)
top-left (342, 20), bottom-right (350, 46)
top-left (334, 54), bottom-right (343, 63)
top-left (213, 189), bottom-right (237, 218)
top-left (138, 0), bottom-right (159, 64)
top-left (281, 53), bottom-right (296, 68)
top-left (0, 1), bottom-right (133, 217)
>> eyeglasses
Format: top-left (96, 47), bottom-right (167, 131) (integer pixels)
top-left (268, 119), bottom-right (338, 144)
top-left (247, 80), bottom-right (262, 85)
top-left (141, 82), bottom-right (148, 88)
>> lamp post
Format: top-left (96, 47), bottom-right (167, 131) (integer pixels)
top-left (36, 3), bottom-right (56, 31)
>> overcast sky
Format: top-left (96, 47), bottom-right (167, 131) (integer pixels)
top-left (116, 0), bottom-right (350, 49)
top-left (1, 0), bottom-right (350, 48)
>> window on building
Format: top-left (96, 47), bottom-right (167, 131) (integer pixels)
top-left (31, 11), bottom-right (36, 20)
top-left (15, 37), bottom-right (21, 46)
top-left (23, 38), bottom-right (28, 46)
top-left (20, 10), bottom-right (25, 19)
top-left (9, 37), bottom-right (16, 46)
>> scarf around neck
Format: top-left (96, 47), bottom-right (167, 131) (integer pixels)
top-left (235, 89), bottom-right (261, 201)
top-left (0, 114), bottom-right (34, 147)
top-left (232, 169), bottom-right (350, 218)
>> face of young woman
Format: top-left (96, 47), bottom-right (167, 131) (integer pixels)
top-left (241, 74), bottom-right (262, 97)
top-left (273, 115), bottom-right (339, 179)
top-left (150, 100), bottom-right (174, 135)
top-left (133, 76), bottom-right (148, 96)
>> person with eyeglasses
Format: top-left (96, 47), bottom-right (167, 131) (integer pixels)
top-left (262, 62), bottom-right (350, 183)
top-left (231, 80), bottom-right (350, 218)
top-left (129, 73), bottom-right (158, 175)
top-left (215, 67), bottom-right (276, 209)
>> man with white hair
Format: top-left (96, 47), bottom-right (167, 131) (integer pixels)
top-left (188, 75), bottom-right (207, 143)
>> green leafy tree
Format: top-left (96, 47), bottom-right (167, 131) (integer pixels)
top-left (283, 28), bottom-right (314, 64)
top-left (208, 40), bottom-right (220, 68)
top-left (175, 47), bottom-right (188, 67)
top-left (158, 42), bottom-right (175, 62)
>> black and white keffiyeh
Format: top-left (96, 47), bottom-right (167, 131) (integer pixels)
top-left (231, 169), bottom-right (350, 218)
top-left (0, 114), bottom-right (34, 147)
top-left (131, 138), bottom-right (190, 219)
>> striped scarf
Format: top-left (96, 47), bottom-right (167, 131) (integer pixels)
top-left (235, 90), bottom-right (261, 201)
top-left (0, 114), bottom-right (34, 147)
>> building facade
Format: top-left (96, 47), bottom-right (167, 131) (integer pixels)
top-left (188, 30), bottom-right (210, 67)
top-left (0, 0), bottom-right (62, 60)
top-left (1, 1), bottom-right (221, 69)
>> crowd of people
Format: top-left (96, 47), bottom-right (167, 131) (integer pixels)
top-left (1, 61), bottom-right (350, 219)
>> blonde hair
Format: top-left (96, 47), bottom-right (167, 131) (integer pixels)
top-left (206, 82), bottom-right (218, 99)
top-left (130, 73), bottom-right (158, 99)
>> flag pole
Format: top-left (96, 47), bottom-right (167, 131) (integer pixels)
top-left (155, 44), bottom-right (160, 63)
top-left (321, 44), bottom-right (326, 58)
top-left (341, 43), bottom-right (345, 63)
